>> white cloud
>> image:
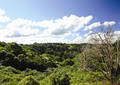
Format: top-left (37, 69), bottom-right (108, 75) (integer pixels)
top-left (6, 18), bottom-right (36, 27)
top-left (41, 15), bottom-right (93, 36)
top-left (84, 22), bottom-right (101, 31)
top-left (3, 15), bottom-right (93, 38)
top-left (0, 18), bottom-right (39, 37)
top-left (103, 21), bottom-right (116, 27)
top-left (114, 31), bottom-right (120, 40)
top-left (0, 9), bottom-right (10, 23)
top-left (0, 9), bottom-right (5, 15)
top-left (83, 30), bottom-right (120, 44)
top-left (114, 31), bottom-right (120, 35)
top-left (0, 9), bottom-right (118, 44)
top-left (84, 21), bottom-right (116, 31)
top-left (0, 36), bottom-right (70, 44)
top-left (0, 16), bottom-right (10, 23)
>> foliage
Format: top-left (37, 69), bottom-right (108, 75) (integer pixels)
top-left (60, 58), bottom-right (74, 66)
top-left (0, 41), bottom-right (119, 85)
top-left (40, 72), bottom-right (70, 85)
top-left (18, 76), bottom-right (39, 85)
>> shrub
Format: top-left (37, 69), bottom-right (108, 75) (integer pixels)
top-left (60, 58), bottom-right (74, 66)
top-left (18, 76), bottom-right (39, 85)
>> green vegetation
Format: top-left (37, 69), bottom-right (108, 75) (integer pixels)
top-left (18, 76), bottom-right (39, 85)
top-left (0, 42), bottom-right (110, 85)
top-left (0, 27), bottom-right (120, 85)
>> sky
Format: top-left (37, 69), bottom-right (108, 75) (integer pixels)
top-left (0, 0), bottom-right (120, 44)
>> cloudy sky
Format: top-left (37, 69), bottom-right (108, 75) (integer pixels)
top-left (0, 0), bottom-right (120, 44)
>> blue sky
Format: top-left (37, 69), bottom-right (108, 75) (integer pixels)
top-left (0, 0), bottom-right (119, 44)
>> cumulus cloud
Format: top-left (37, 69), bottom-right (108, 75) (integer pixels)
top-left (1, 18), bottom-right (39, 37)
top-left (0, 9), bottom-right (5, 15)
top-left (84, 22), bottom-right (101, 31)
top-left (38, 15), bottom-right (93, 37)
top-left (0, 16), bottom-right (10, 23)
top-left (114, 31), bottom-right (120, 40)
top-left (0, 36), bottom-right (70, 44)
top-left (0, 14), bottom-right (93, 44)
top-left (0, 9), bottom-right (117, 44)
top-left (114, 31), bottom-right (120, 35)
top-left (0, 8), bottom-right (10, 23)
top-left (103, 21), bottom-right (116, 27)
top-left (84, 21), bottom-right (116, 31)
top-left (83, 30), bottom-right (120, 44)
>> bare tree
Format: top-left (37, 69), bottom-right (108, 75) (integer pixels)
top-left (82, 27), bottom-right (120, 85)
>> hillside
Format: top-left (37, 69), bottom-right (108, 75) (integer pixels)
top-left (0, 42), bottom-right (112, 85)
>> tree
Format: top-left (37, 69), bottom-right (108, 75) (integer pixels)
top-left (52, 72), bottom-right (71, 85)
top-left (18, 76), bottom-right (39, 85)
top-left (82, 27), bottom-right (120, 85)
top-left (60, 58), bottom-right (74, 66)
top-left (5, 42), bottom-right (25, 56)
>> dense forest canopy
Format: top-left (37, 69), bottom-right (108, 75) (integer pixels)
top-left (0, 41), bottom-right (97, 85)
top-left (0, 37), bottom-right (119, 85)
top-left (0, 42), bottom-right (89, 71)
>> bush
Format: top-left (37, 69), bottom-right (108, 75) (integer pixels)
top-left (18, 76), bottom-right (39, 85)
top-left (53, 73), bottom-right (70, 85)
top-left (40, 72), bottom-right (70, 85)
top-left (60, 58), bottom-right (74, 66)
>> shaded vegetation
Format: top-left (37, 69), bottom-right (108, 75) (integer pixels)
top-left (0, 41), bottom-right (119, 85)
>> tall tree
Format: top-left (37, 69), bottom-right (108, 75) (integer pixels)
top-left (82, 27), bottom-right (120, 85)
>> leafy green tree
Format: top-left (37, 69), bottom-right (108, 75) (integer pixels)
top-left (0, 42), bottom-right (6, 47)
top-left (60, 58), bottom-right (74, 66)
top-left (18, 76), bottom-right (39, 85)
top-left (52, 73), bottom-right (71, 85)
top-left (6, 42), bottom-right (25, 56)
top-left (0, 50), bottom-right (7, 60)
